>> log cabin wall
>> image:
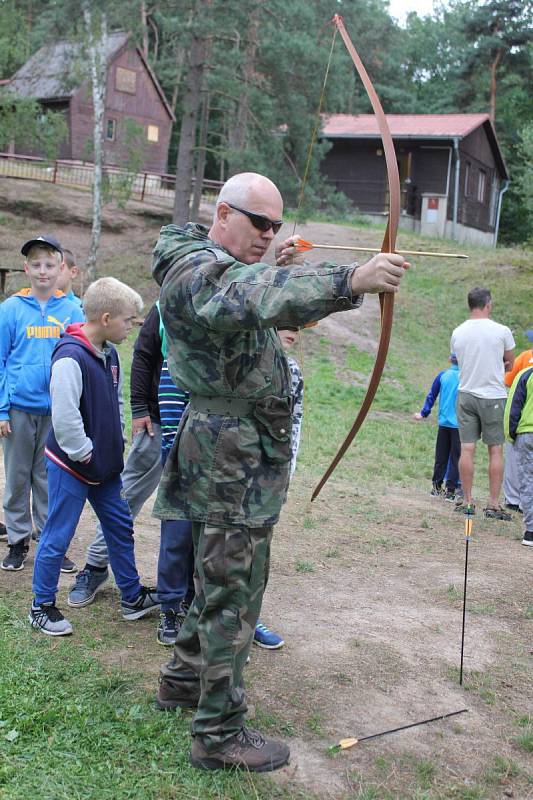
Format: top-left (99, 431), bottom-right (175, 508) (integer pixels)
top-left (70, 44), bottom-right (173, 174)
top-left (321, 124), bottom-right (504, 236)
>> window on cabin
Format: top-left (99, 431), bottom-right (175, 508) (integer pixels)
top-left (464, 162), bottom-right (470, 196)
top-left (147, 124), bottom-right (159, 143)
top-left (116, 67), bottom-right (137, 94)
top-left (106, 119), bottom-right (116, 141)
top-left (477, 170), bottom-right (486, 203)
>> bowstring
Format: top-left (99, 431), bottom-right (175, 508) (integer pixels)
top-left (290, 23), bottom-right (337, 487)
top-left (292, 23), bottom-right (338, 237)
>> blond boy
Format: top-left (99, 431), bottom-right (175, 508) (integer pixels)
top-left (0, 235), bottom-right (84, 571)
top-left (57, 248), bottom-right (83, 309)
top-left (30, 277), bottom-right (159, 635)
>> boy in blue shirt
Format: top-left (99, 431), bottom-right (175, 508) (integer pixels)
top-left (413, 354), bottom-right (460, 500)
top-left (0, 235), bottom-right (84, 572)
top-left (29, 277), bottom-right (159, 636)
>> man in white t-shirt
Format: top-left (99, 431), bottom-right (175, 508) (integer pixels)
top-left (451, 287), bottom-right (515, 520)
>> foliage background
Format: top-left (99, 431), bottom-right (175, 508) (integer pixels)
top-left (0, 0), bottom-right (532, 242)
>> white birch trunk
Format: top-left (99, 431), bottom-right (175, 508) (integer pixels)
top-left (82, 2), bottom-right (107, 282)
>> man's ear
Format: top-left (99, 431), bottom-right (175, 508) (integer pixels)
top-left (71, 265), bottom-right (79, 278)
top-left (216, 202), bottom-right (230, 227)
top-left (23, 262), bottom-right (29, 275)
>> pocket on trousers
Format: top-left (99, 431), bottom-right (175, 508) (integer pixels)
top-left (481, 398), bottom-right (505, 425)
top-left (201, 526), bottom-right (253, 588)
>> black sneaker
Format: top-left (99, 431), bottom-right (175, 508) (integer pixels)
top-left (522, 531), bottom-right (533, 547)
top-left (0, 522), bottom-right (7, 542)
top-left (505, 503), bottom-right (523, 514)
top-left (1, 541), bottom-right (29, 571)
top-left (430, 483), bottom-right (443, 497)
top-left (157, 608), bottom-right (184, 646)
top-left (444, 489), bottom-right (456, 502)
top-left (31, 529), bottom-right (40, 542)
top-left (60, 555), bottom-right (77, 574)
top-left (121, 586), bottom-right (160, 620)
top-left (29, 602), bottom-right (73, 636)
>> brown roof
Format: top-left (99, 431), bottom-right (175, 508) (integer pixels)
top-left (321, 113), bottom-right (491, 138)
top-left (5, 31), bottom-right (174, 120)
top-left (6, 33), bottom-right (129, 100)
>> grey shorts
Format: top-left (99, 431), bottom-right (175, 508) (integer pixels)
top-left (456, 392), bottom-right (506, 446)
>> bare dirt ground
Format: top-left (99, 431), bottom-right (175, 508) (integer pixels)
top-left (0, 179), bottom-right (531, 799)
top-left (2, 466), bottom-right (531, 799)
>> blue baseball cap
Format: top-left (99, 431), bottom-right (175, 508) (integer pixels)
top-left (21, 234), bottom-right (63, 257)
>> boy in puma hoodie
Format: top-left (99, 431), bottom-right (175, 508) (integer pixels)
top-left (29, 277), bottom-right (159, 636)
top-left (0, 235), bottom-right (84, 572)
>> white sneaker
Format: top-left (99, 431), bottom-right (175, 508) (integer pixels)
top-left (121, 586), bottom-right (160, 620)
top-left (29, 602), bottom-right (73, 636)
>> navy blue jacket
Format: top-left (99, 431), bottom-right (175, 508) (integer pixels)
top-left (45, 328), bottom-right (124, 483)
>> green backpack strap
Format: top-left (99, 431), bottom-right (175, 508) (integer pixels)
top-left (155, 299), bottom-right (167, 359)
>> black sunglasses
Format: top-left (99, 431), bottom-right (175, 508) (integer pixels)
top-left (226, 203), bottom-right (283, 234)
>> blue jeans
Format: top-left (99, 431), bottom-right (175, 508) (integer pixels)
top-left (32, 460), bottom-right (141, 605)
top-left (157, 519), bottom-right (195, 611)
top-left (157, 449), bottom-right (194, 611)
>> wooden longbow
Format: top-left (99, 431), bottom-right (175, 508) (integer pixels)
top-left (311, 15), bottom-right (401, 501)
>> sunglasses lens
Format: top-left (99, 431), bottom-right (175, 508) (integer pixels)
top-left (228, 204), bottom-right (282, 234)
top-left (251, 214), bottom-right (271, 233)
top-left (251, 214), bottom-right (282, 234)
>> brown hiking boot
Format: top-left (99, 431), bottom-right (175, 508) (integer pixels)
top-left (156, 675), bottom-right (200, 710)
top-left (189, 727), bottom-right (290, 772)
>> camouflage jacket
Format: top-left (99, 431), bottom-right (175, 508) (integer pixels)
top-left (152, 223), bottom-right (362, 527)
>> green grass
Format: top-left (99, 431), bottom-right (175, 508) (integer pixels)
top-left (294, 560), bottom-right (315, 573)
top-left (515, 714), bottom-right (533, 753)
top-left (0, 601), bottom-right (309, 800)
top-left (296, 236), bottom-right (533, 497)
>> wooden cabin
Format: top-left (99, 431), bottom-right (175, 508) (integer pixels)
top-left (320, 114), bottom-right (509, 246)
top-left (6, 32), bottom-right (174, 174)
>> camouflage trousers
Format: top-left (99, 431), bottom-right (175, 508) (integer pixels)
top-left (160, 522), bottom-right (273, 749)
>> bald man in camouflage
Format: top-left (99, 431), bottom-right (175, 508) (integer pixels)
top-left (153, 172), bottom-right (407, 772)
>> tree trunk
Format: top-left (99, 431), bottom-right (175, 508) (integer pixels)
top-left (140, 0), bottom-right (149, 58)
top-left (172, 0), bottom-right (210, 225)
top-left (170, 47), bottom-right (186, 112)
top-left (191, 91), bottom-right (209, 220)
top-left (148, 15), bottom-right (160, 62)
top-left (227, 5), bottom-right (260, 173)
top-left (82, 2), bottom-right (107, 282)
top-left (489, 49), bottom-right (502, 125)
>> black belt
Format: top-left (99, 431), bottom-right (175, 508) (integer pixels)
top-left (189, 394), bottom-right (255, 417)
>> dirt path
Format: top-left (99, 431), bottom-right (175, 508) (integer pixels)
top-left (2, 462), bottom-right (531, 798)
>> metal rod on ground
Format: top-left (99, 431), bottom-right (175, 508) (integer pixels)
top-left (336, 708), bottom-right (468, 750)
top-left (460, 514), bottom-right (473, 686)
